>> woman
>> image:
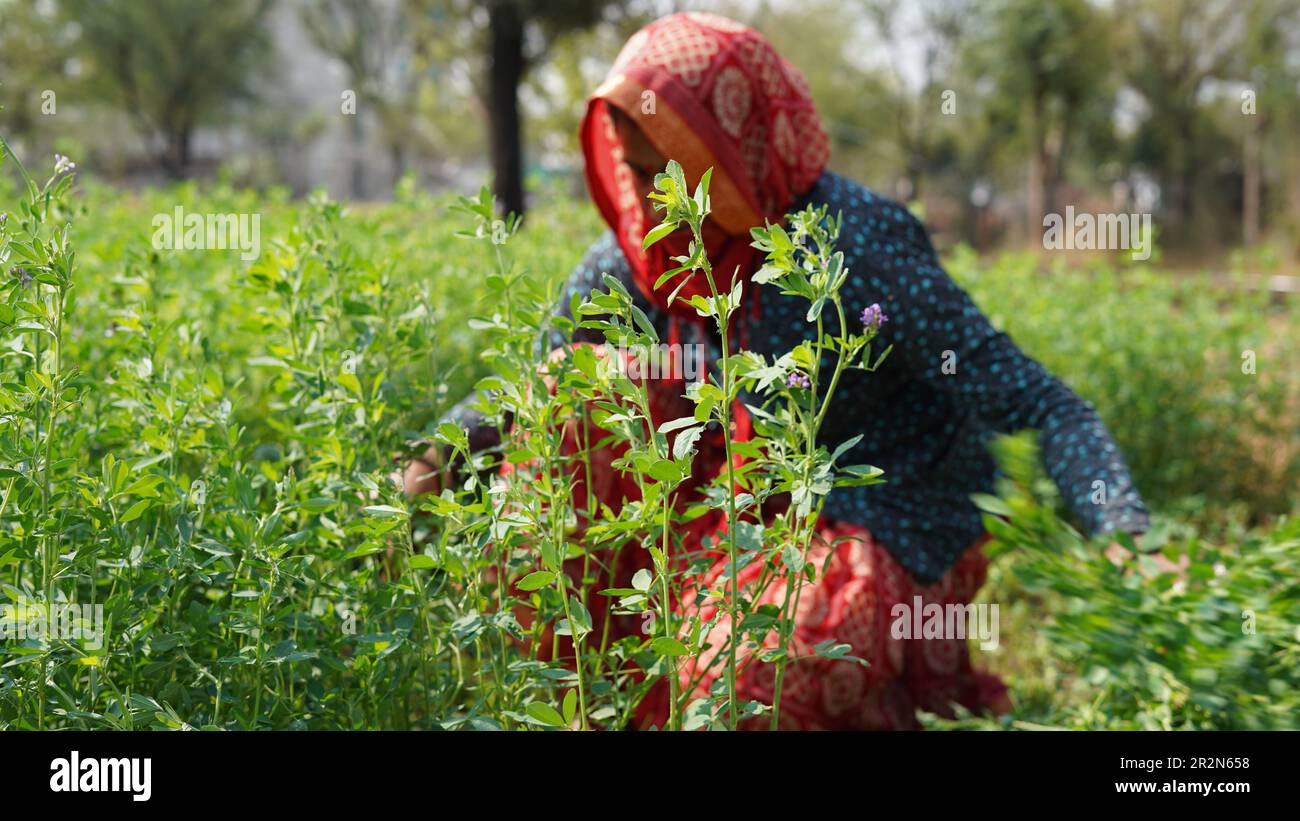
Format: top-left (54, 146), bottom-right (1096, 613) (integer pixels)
top-left (406, 11), bottom-right (1152, 729)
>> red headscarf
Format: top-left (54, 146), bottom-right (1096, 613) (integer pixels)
top-left (579, 12), bottom-right (830, 342)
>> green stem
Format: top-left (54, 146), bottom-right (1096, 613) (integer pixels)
top-left (693, 232), bottom-right (742, 731)
top-left (771, 287), bottom-right (851, 728)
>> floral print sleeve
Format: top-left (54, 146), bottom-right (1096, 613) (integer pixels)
top-left (435, 173), bottom-right (1149, 585)
top-left (842, 199), bottom-right (1150, 540)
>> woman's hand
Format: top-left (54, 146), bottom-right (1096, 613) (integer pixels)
top-left (541, 342), bottom-right (611, 393)
top-left (402, 451), bottom-right (446, 498)
top-left (399, 343), bottom-right (612, 500)
top-left (1105, 537), bottom-right (1188, 582)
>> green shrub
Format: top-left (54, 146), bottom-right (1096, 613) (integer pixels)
top-left (965, 433), bottom-right (1300, 730)
top-left (2, 141), bottom-right (1294, 730)
top-left (949, 247), bottom-right (1300, 524)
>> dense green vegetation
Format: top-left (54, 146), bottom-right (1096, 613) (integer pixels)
top-left (1, 153), bottom-right (1296, 729)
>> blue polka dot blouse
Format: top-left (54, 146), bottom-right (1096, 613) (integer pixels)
top-left (449, 171), bottom-right (1150, 583)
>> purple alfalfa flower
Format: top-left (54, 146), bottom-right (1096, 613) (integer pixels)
top-left (12, 266), bottom-right (32, 289)
top-left (787, 370), bottom-right (811, 390)
top-left (859, 303), bottom-right (888, 331)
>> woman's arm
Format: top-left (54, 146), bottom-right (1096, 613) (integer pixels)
top-left (402, 395), bottom-right (499, 496)
top-left (403, 231), bottom-right (630, 497)
top-left (847, 203), bottom-right (1150, 540)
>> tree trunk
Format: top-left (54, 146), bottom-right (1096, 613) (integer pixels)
top-left (1027, 147), bottom-right (1046, 245)
top-left (487, 0), bottom-right (526, 217)
top-left (1046, 110), bottom-right (1072, 221)
top-left (1025, 92), bottom-right (1047, 244)
top-left (162, 127), bottom-right (192, 180)
top-left (1288, 155), bottom-right (1300, 252)
top-left (1176, 162), bottom-right (1195, 245)
top-left (1242, 123), bottom-right (1261, 247)
top-left (350, 107), bottom-right (366, 199)
top-left (391, 140), bottom-right (406, 190)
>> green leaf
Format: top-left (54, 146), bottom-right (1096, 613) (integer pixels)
top-left (830, 435), bottom-right (864, 464)
top-left (601, 273), bottom-right (631, 300)
top-left (248, 356), bottom-right (290, 369)
top-left (571, 344), bottom-right (598, 380)
top-left (651, 637), bottom-right (689, 657)
top-left (812, 639), bottom-right (869, 666)
top-left (122, 474), bottom-right (165, 498)
top-left (783, 544), bottom-right (805, 572)
top-left (337, 372), bottom-right (363, 397)
top-left (505, 448), bottom-right (537, 464)
top-left (409, 554), bottom-right (437, 570)
top-left (648, 460), bottom-right (681, 483)
top-left (517, 570), bottom-right (556, 591)
top-left (694, 166), bottom-right (713, 206)
top-left (666, 270), bottom-right (697, 305)
top-left (672, 425), bottom-right (704, 460)
top-left (568, 597), bottom-right (593, 637)
top-left (667, 160), bottom-right (687, 194)
top-left (562, 689), bottom-right (578, 725)
top-left (299, 496), bottom-right (337, 513)
top-left (654, 265), bottom-right (688, 290)
top-left (806, 296), bottom-right (825, 323)
top-left (642, 222), bottom-right (677, 250)
top-left (658, 416), bottom-right (700, 434)
top-left (526, 702), bottom-right (566, 727)
top-left (733, 521), bottom-right (765, 552)
top-left (120, 498), bottom-right (153, 523)
top-left (435, 421), bottom-right (468, 451)
top-left (362, 505), bottom-right (408, 519)
top-left (836, 464), bottom-right (886, 488)
top-left (970, 493), bottom-right (1013, 517)
top-left (630, 304), bottom-right (659, 344)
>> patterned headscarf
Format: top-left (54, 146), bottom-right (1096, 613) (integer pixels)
top-left (580, 11), bottom-right (830, 330)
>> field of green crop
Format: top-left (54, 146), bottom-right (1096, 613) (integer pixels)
top-left (2, 146), bottom-right (1297, 730)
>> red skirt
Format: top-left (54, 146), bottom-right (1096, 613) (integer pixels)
top-left (506, 347), bottom-right (1008, 729)
top-left (636, 523), bottom-right (1008, 730)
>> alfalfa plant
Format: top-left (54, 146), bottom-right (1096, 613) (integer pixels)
top-left (0, 136), bottom-right (82, 729)
top-left (742, 205), bottom-right (890, 729)
top-left (421, 187), bottom-right (603, 729)
top-left (632, 161), bottom-right (889, 729)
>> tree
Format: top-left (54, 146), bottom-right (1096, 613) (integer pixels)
top-left (479, 0), bottom-right (619, 216)
top-left (1233, 0), bottom-right (1300, 247)
top-left (857, 0), bottom-right (971, 202)
top-left (301, 0), bottom-right (415, 197)
top-left (977, 0), bottom-right (1114, 238)
top-left (486, 0), bottom-right (527, 216)
top-left (1115, 0), bottom-right (1243, 241)
top-left (0, 0), bottom-right (71, 150)
top-left (64, 0), bottom-right (274, 179)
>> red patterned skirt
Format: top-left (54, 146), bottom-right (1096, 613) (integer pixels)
top-left (508, 348), bottom-right (1009, 729)
top-left (636, 523), bottom-right (1008, 730)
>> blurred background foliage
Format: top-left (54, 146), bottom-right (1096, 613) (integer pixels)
top-left (3, 0), bottom-right (1300, 265)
